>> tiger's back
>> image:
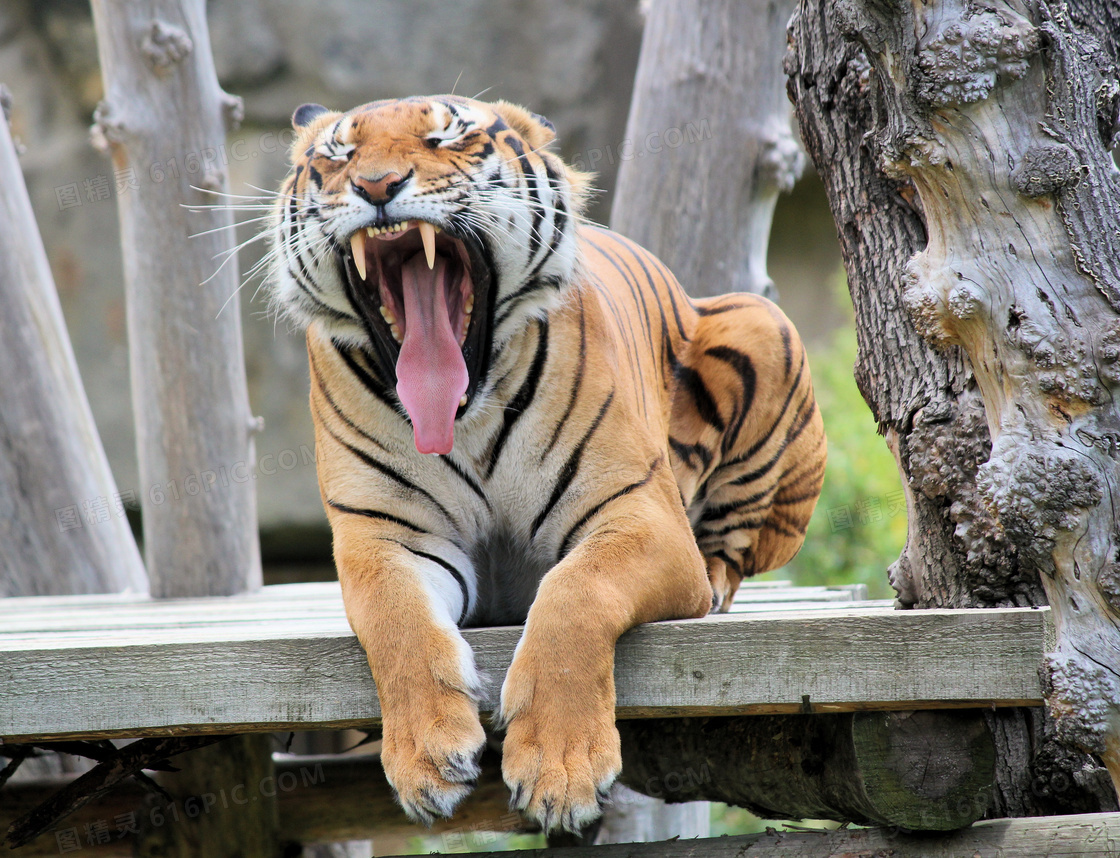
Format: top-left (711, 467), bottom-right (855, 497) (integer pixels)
top-left (576, 226), bottom-right (825, 608)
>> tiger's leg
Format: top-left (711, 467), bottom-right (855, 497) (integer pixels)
top-left (498, 472), bottom-right (711, 833)
top-left (332, 515), bottom-right (485, 823)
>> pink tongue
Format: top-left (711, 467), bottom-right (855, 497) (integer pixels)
top-left (395, 255), bottom-right (468, 454)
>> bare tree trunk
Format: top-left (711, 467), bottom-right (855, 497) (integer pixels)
top-left (88, 2), bottom-right (270, 853)
top-left (610, 0), bottom-right (804, 300)
top-left (787, 0), bottom-right (1120, 815)
top-left (0, 90), bottom-right (146, 597)
top-left (90, 0), bottom-right (260, 598)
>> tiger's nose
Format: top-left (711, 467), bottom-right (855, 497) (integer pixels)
top-left (353, 171), bottom-right (407, 205)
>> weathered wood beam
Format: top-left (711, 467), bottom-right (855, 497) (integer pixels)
top-left (0, 606), bottom-right (1049, 741)
top-left (0, 91), bottom-right (146, 597)
top-left (620, 711), bottom-right (995, 830)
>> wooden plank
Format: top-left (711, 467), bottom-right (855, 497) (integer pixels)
top-left (0, 582), bottom-right (874, 636)
top-left (461, 813), bottom-right (1120, 858)
top-left (0, 605), bottom-right (1048, 742)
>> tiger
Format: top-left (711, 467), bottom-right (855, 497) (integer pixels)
top-left (266, 95), bottom-right (826, 834)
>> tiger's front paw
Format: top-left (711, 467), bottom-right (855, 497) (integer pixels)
top-left (499, 661), bottom-right (621, 834)
top-left (380, 686), bottom-right (487, 825)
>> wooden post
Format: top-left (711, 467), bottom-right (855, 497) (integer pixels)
top-left (610, 0), bottom-right (805, 300)
top-left (787, 0), bottom-right (1120, 811)
top-left (88, 1), bottom-right (268, 853)
top-left (0, 92), bottom-right (146, 598)
top-left (89, 0), bottom-right (260, 598)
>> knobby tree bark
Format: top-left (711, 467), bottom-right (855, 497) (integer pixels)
top-left (90, 0), bottom-right (260, 599)
top-left (0, 91), bottom-right (146, 597)
top-left (788, 0), bottom-right (1120, 815)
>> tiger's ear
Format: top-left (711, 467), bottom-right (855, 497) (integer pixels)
top-left (292, 103), bottom-right (330, 128)
top-left (492, 101), bottom-right (556, 150)
top-left (288, 103), bottom-right (343, 164)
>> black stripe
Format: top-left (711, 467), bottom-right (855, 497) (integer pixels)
top-left (780, 326), bottom-right (793, 379)
top-left (334, 344), bottom-right (396, 408)
top-left (705, 346), bottom-right (757, 455)
top-left (485, 320), bottom-right (550, 479)
top-left (583, 260), bottom-right (649, 417)
top-left (440, 454), bottom-right (492, 512)
top-left (505, 135), bottom-right (543, 260)
top-left (321, 421), bottom-right (458, 526)
top-left (383, 539), bottom-right (471, 626)
top-left (718, 355), bottom-right (807, 471)
top-left (494, 277), bottom-right (561, 330)
top-left (542, 291), bottom-right (587, 459)
top-left (669, 437), bottom-right (713, 472)
top-left (696, 515), bottom-right (765, 540)
top-left (523, 216), bottom-right (566, 286)
top-left (773, 487), bottom-right (823, 506)
top-left (675, 364), bottom-right (725, 432)
top-left (696, 301), bottom-right (759, 316)
top-left (326, 500), bottom-right (427, 533)
top-left (723, 388), bottom-right (815, 491)
top-left (763, 515), bottom-right (805, 539)
top-left (614, 239), bottom-right (666, 360)
top-left (484, 116), bottom-right (509, 136)
top-left (709, 549), bottom-right (744, 578)
top-left (698, 486), bottom-right (774, 525)
top-left (585, 237), bottom-right (657, 377)
top-left (558, 456), bottom-right (662, 557)
top-left (530, 390), bottom-right (614, 538)
top-left (309, 350), bottom-right (389, 452)
top-left (286, 264), bottom-right (352, 321)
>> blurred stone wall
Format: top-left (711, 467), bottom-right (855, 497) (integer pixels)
top-left (1, 0), bottom-right (840, 548)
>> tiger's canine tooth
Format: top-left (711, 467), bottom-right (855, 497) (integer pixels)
top-left (419, 221), bottom-right (437, 270)
top-left (350, 231), bottom-right (367, 280)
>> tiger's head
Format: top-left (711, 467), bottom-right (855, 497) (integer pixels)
top-left (268, 95), bottom-right (591, 453)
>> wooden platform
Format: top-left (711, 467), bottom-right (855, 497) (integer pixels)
top-left (0, 581), bottom-right (1048, 742)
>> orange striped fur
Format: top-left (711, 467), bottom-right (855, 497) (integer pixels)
top-left (267, 96), bottom-right (825, 833)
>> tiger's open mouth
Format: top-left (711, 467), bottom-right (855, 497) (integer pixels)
top-left (342, 221), bottom-right (493, 454)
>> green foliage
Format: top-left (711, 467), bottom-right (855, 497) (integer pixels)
top-left (760, 285), bottom-right (906, 600)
